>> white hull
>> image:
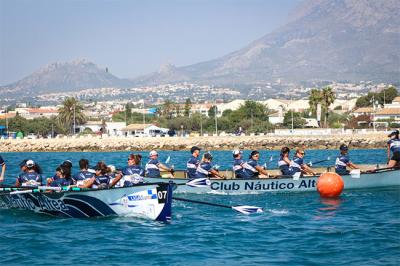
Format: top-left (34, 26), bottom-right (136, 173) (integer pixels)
top-left (0, 183), bottom-right (173, 221)
top-left (145, 169), bottom-right (400, 195)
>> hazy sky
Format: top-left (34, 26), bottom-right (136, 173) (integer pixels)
top-left (0, 0), bottom-right (301, 85)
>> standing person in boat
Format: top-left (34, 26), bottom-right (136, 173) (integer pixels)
top-left (232, 150), bottom-right (248, 178)
top-left (145, 150), bottom-right (174, 178)
top-left (81, 161), bottom-right (111, 189)
top-left (242, 150), bottom-right (269, 178)
top-left (335, 144), bottom-right (359, 175)
top-left (195, 153), bottom-right (224, 179)
top-left (387, 129), bottom-right (400, 168)
top-left (289, 148), bottom-right (316, 176)
top-left (187, 146), bottom-right (201, 179)
top-left (49, 165), bottom-right (72, 187)
top-left (72, 159), bottom-right (95, 186)
top-left (0, 155), bottom-right (6, 182)
top-left (278, 147), bottom-right (292, 175)
top-left (15, 160), bottom-right (43, 187)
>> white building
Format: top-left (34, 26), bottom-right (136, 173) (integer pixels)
top-left (106, 122), bottom-right (127, 136)
top-left (216, 100), bottom-right (246, 116)
top-left (268, 111), bottom-right (284, 124)
top-left (122, 124), bottom-right (169, 137)
top-left (260, 99), bottom-right (290, 111)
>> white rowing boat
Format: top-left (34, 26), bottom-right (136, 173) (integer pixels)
top-left (0, 182), bottom-right (173, 221)
top-left (144, 167), bottom-right (400, 195)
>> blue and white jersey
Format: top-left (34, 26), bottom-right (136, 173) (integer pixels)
top-left (195, 162), bottom-right (213, 179)
top-left (18, 172), bottom-right (42, 187)
top-left (187, 156), bottom-right (200, 179)
top-left (335, 154), bottom-right (349, 173)
top-left (233, 159), bottom-right (251, 178)
top-left (145, 159), bottom-right (160, 178)
top-left (94, 175), bottom-right (110, 187)
top-left (387, 138), bottom-right (400, 153)
top-left (50, 178), bottom-right (72, 187)
top-left (278, 155), bottom-right (291, 175)
top-left (72, 170), bottom-right (95, 184)
top-left (242, 159), bottom-right (259, 178)
top-left (0, 155), bottom-right (5, 166)
top-left (122, 165), bottom-right (144, 177)
top-left (290, 156), bottom-right (303, 173)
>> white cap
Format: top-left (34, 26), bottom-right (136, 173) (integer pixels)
top-left (26, 160), bottom-right (35, 167)
top-left (232, 150), bottom-right (242, 155)
top-left (149, 150), bottom-right (158, 156)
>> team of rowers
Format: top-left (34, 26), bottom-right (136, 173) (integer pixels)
top-left (0, 129), bottom-right (399, 188)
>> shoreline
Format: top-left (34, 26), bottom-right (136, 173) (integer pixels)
top-left (0, 133), bottom-right (389, 152)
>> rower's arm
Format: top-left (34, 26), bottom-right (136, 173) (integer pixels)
top-left (283, 157), bottom-right (291, 165)
top-left (109, 173), bottom-right (123, 188)
top-left (210, 169), bottom-right (224, 179)
top-left (158, 163), bottom-right (173, 172)
top-left (302, 164), bottom-right (316, 175)
top-left (80, 177), bottom-right (95, 188)
top-left (347, 162), bottom-right (358, 169)
top-left (15, 178), bottom-right (21, 187)
top-left (255, 165), bottom-right (269, 176)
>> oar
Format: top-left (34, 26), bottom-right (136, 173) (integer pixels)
top-left (308, 157), bottom-right (331, 167)
top-left (364, 166), bottom-right (400, 173)
top-left (173, 196), bottom-right (263, 214)
top-left (165, 156), bottom-right (171, 165)
top-left (262, 155), bottom-right (273, 169)
top-left (5, 186), bottom-right (90, 195)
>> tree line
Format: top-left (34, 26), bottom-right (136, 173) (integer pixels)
top-left (1, 86), bottom-right (398, 137)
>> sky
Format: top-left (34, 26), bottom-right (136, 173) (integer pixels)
top-left (0, 0), bottom-right (302, 85)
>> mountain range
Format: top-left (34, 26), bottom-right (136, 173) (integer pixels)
top-left (1, 0), bottom-right (399, 97)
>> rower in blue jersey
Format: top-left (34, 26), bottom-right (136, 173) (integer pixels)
top-left (232, 150), bottom-right (248, 178)
top-left (83, 161), bottom-right (111, 189)
top-left (187, 146), bottom-right (201, 179)
top-left (50, 165), bottom-right (72, 187)
top-left (242, 151), bottom-right (269, 178)
top-left (72, 159), bottom-right (95, 186)
top-left (119, 154), bottom-right (145, 186)
top-left (195, 153), bottom-right (224, 179)
top-left (387, 129), bottom-right (400, 168)
top-left (15, 160), bottom-right (43, 187)
top-left (278, 146), bottom-right (292, 175)
top-left (335, 144), bottom-right (358, 175)
top-left (0, 155), bottom-right (6, 182)
top-left (47, 160), bottom-right (73, 184)
top-left (145, 150), bottom-right (173, 178)
top-left (289, 148), bottom-right (316, 176)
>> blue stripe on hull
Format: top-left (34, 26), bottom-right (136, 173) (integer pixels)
top-left (65, 194), bottom-right (116, 216)
top-left (63, 198), bottom-right (104, 217)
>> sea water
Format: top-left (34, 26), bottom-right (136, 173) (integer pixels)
top-left (0, 149), bottom-right (399, 265)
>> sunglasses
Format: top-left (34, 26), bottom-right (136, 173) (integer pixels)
top-left (299, 152), bottom-right (305, 155)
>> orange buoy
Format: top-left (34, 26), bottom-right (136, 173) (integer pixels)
top-left (317, 172), bottom-right (344, 198)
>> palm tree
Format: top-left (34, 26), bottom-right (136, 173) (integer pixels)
top-left (162, 100), bottom-right (174, 119)
top-left (308, 88), bottom-right (323, 116)
top-left (321, 87), bottom-right (336, 127)
top-left (57, 97), bottom-right (86, 134)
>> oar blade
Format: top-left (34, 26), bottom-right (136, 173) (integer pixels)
top-left (186, 178), bottom-right (211, 187)
top-left (232, 205), bottom-right (264, 214)
top-left (165, 156), bottom-right (171, 165)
